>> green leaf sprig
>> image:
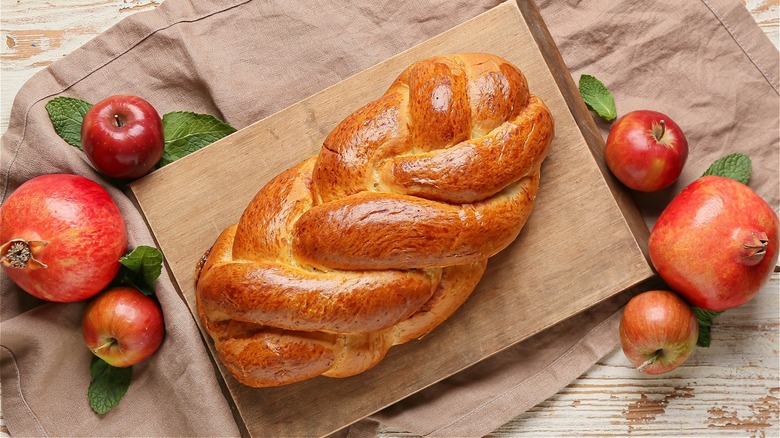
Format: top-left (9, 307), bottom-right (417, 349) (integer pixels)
top-left (691, 153), bottom-right (752, 348)
top-left (578, 75), bottom-right (617, 122)
top-left (702, 152), bottom-right (751, 185)
top-left (88, 356), bottom-right (132, 415)
top-left (160, 111), bottom-right (237, 166)
top-left (45, 97), bottom-right (235, 167)
top-left (118, 245), bottom-right (164, 296)
top-left (692, 307), bottom-right (724, 348)
top-left (45, 97), bottom-right (93, 149)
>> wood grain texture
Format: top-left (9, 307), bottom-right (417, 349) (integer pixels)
top-left (128, 3), bottom-right (652, 436)
top-left (743, 0), bottom-right (780, 44)
top-left (1, 0), bottom-right (778, 437)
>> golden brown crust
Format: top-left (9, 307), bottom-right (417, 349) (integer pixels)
top-left (380, 96), bottom-right (552, 203)
top-left (291, 177), bottom-right (539, 271)
top-left (391, 260), bottom-right (488, 344)
top-left (195, 53), bottom-right (554, 387)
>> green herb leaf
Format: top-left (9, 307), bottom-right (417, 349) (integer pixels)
top-left (702, 153), bottom-right (751, 185)
top-left (578, 74), bottom-right (617, 122)
top-left (88, 356), bottom-right (132, 415)
top-left (45, 97), bottom-right (93, 150)
top-left (693, 307), bottom-right (724, 348)
top-left (119, 246), bottom-right (163, 296)
top-left (159, 111), bottom-right (236, 166)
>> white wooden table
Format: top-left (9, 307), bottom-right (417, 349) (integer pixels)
top-left (1, 1), bottom-right (778, 436)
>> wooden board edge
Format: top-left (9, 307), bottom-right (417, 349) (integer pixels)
top-left (125, 189), bottom-right (252, 437)
top-left (513, 0), bottom-right (651, 261)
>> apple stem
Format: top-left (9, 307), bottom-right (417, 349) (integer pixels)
top-left (637, 350), bottom-right (662, 372)
top-left (92, 338), bottom-right (117, 353)
top-left (113, 114), bottom-right (124, 128)
top-left (652, 120), bottom-right (666, 142)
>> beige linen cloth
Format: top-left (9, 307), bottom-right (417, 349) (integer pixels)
top-left (1, 0), bottom-right (777, 436)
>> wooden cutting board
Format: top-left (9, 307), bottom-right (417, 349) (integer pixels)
top-left (128, 1), bottom-right (654, 436)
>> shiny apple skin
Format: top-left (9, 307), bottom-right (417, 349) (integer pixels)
top-left (649, 176), bottom-right (779, 311)
top-left (619, 290), bottom-right (699, 374)
top-left (81, 94), bottom-right (164, 179)
top-left (82, 287), bottom-right (165, 368)
top-left (605, 110), bottom-right (688, 192)
top-left (0, 174), bottom-right (127, 302)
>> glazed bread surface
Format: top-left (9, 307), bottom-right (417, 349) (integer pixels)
top-left (195, 53), bottom-right (554, 387)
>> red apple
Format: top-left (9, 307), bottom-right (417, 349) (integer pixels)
top-left (619, 290), bottom-right (699, 374)
top-left (81, 94), bottom-right (164, 179)
top-left (649, 175), bottom-right (778, 311)
top-left (0, 174), bottom-right (127, 302)
top-left (82, 286), bottom-right (165, 367)
top-left (605, 110), bottom-right (688, 192)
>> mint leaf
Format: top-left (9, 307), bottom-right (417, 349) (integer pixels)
top-left (119, 246), bottom-right (163, 296)
top-left (578, 75), bottom-right (617, 122)
top-left (159, 111), bottom-right (236, 166)
top-left (45, 97), bottom-right (93, 150)
top-left (702, 153), bottom-right (751, 185)
top-left (88, 356), bottom-right (132, 415)
top-left (693, 307), bottom-right (724, 348)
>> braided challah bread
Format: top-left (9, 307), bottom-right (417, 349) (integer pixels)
top-left (195, 53), bottom-right (554, 387)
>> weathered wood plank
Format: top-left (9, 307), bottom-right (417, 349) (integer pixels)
top-left (0, 0), bottom-right (160, 130)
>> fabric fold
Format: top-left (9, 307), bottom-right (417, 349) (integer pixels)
top-left (1, 0), bottom-right (777, 436)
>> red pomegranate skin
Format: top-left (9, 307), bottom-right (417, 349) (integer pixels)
top-left (648, 176), bottom-right (779, 311)
top-left (0, 174), bottom-right (128, 302)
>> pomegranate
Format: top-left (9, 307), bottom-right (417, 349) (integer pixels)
top-left (648, 176), bottom-right (779, 311)
top-left (0, 174), bottom-right (128, 302)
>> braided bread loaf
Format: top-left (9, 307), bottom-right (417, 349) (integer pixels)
top-left (195, 53), bottom-right (554, 387)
